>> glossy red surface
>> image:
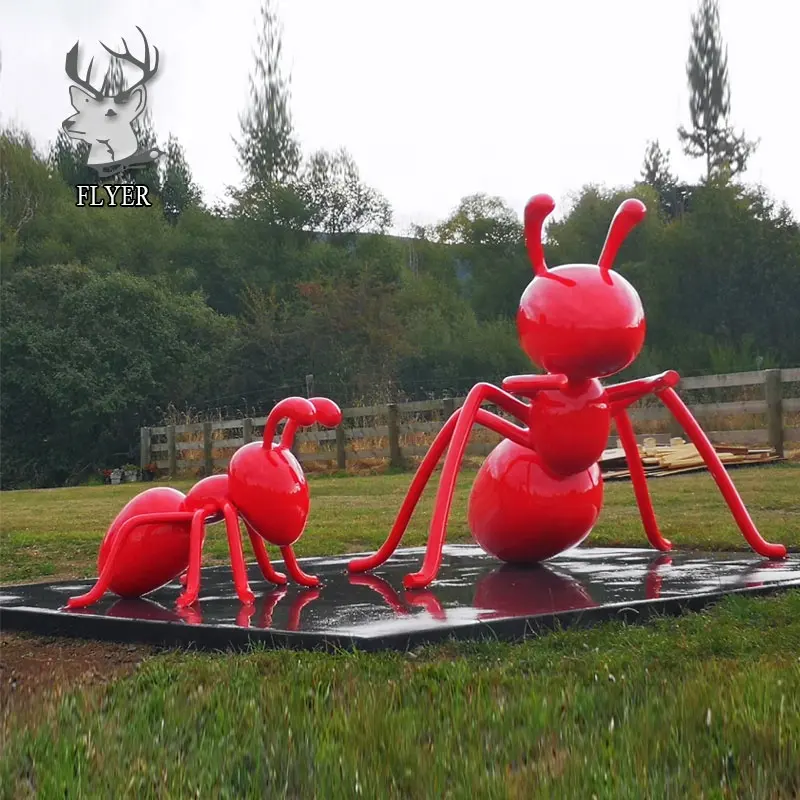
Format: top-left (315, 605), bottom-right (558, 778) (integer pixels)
top-left (98, 487), bottom-right (188, 598)
top-left (517, 265), bottom-right (645, 381)
top-left (528, 378), bottom-right (609, 475)
top-left (473, 565), bottom-right (597, 619)
top-left (68, 396), bottom-right (342, 609)
top-left (350, 193), bottom-right (788, 589)
top-left (185, 474), bottom-right (230, 522)
top-left (468, 440), bottom-right (603, 563)
top-left (228, 444), bottom-right (309, 548)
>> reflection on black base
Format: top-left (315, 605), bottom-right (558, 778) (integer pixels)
top-left (1, 546), bottom-right (798, 649)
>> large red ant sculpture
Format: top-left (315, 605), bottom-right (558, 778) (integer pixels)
top-left (349, 194), bottom-right (789, 589)
top-left (67, 397), bottom-right (342, 609)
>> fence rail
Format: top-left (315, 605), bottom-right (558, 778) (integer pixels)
top-left (140, 368), bottom-right (800, 477)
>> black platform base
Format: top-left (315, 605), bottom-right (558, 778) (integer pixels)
top-left (2, 546), bottom-right (798, 652)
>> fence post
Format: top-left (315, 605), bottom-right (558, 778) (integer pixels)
top-left (764, 369), bottom-right (784, 457)
top-left (242, 417), bottom-right (253, 445)
top-left (387, 403), bottom-right (403, 468)
top-left (167, 424), bottom-right (177, 479)
top-left (442, 397), bottom-right (455, 421)
top-left (203, 421), bottom-right (214, 475)
top-left (336, 424), bottom-right (347, 470)
top-left (290, 431), bottom-right (301, 461)
top-left (139, 427), bottom-right (151, 472)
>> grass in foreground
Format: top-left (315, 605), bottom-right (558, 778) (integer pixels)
top-left (1, 462), bottom-right (798, 583)
top-left (2, 592), bottom-right (799, 798)
top-left (2, 464), bottom-right (799, 797)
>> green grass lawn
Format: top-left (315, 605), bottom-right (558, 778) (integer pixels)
top-left (2, 463), bottom-right (799, 584)
top-left (2, 464), bottom-right (799, 798)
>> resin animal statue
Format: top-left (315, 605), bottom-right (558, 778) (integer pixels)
top-left (67, 397), bottom-right (342, 609)
top-left (348, 194), bottom-right (788, 589)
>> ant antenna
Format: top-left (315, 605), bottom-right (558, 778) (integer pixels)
top-left (524, 194), bottom-right (555, 277)
top-left (263, 397), bottom-right (316, 448)
top-left (598, 199), bottom-right (646, 273)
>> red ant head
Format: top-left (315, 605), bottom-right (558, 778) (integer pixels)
top-left (517, 194), bottom-right (647, 381)
top-left (308, 397), bottom-right (343, 428)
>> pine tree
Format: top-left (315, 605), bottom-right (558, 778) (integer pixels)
top-left (641, 140), bottom-right (676, 194)
top-left (236, 0), bottom-right (300, 189)
top-left (677, 0), bottom-right (757, 181)
top-left (133, 108), bottom-right (163, 196)
top-left (639, 139), bottom-right (690, 218)
top-left (161, 134), bottom-right (202, 223)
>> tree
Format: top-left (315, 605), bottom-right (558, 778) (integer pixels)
top-left (639, 140), bottom-right (691, 219)
top-left (677, 0), bottom-right (757, 181)
top-left (235, 0), bottom-right (300, 189)
top-left (161, 134), bottom-right (202, 224)
top-left (1, 128), bottom-right (72, 270)
top-left (433, 194), bottom-right (521, 247)
top-left (299, 148), bottom-right (392, 236)
top-left (641, 140), bottom-right (675, 194)
top-left (132, 108), bottom-right (163, 196)
top-left (393, 272), bottom-right (529, 398)
top-left (648, 182), bottom-right (800, 373)
top-left (49, 128), bottom-right (94, 188)
top-left (427, 194), bottom-right (529, 320)
top-left (0, 264), bottom-right (234, 488)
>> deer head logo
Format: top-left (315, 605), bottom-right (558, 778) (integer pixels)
top-left (62, 27), bottom-right (163, 179)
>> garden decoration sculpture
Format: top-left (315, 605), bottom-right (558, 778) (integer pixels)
top-left (349, 194), bottom-right (789, 589)
top-left (67, 397), bottom-right (342, 609)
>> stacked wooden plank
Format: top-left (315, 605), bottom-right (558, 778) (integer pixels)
top-left (601, 437), bottom-right (783, 481)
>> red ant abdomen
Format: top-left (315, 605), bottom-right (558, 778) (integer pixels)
top-left (98, 487), bottom-right (189, 597)
top-left (468, 440), bottom-right (603, 563)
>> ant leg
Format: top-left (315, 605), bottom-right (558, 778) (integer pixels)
top-left (175, 603), bottom-right (204, 626)
top-left (614, 410), bottom-right (672, 551)
top-left (243, 520), bottom-right (288, 585)
top-left (658, 387), bottom-right (787, 559)
top-left (222, 504), bottom-right (256, 604)
top-left (404, 590), bottom-right (447, 620)
top-left (66, 512), bottom-right (193, 608)
top-left (236, 604), bottom-right (257, 628)
top-left (349, 574), bottom-right (410, 615)
top-left (404, 383), bottom-right (530, 590)
top-left (348, 410), bottom-right (460, 573)
top-left (176, 509), bottom-right (208, 608)
top-left (259, 587), bottom-right (288, 628)
top-left (287, 589), bottom-right (322, 631)
top-left (606, 370), bottom-right (680, 404)
top-left (348, 404), bottom-right (529, 575)
top-left (279, 546), bottom-right (320, 587)
top-left (645, 555), bottom-right (673, 601)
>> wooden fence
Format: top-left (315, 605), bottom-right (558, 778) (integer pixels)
top-left (141, 368), bottom-right (800, 478)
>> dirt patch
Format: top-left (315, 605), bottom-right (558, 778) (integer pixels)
top-left (1, 632), bottom-right (155, 723)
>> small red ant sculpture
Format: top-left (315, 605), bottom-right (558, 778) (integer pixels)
top-left (349, 194), bottom-right (789, 589)
top-left (67, 397), bottom-right (342, 609)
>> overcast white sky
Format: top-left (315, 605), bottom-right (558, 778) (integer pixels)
top-left (1, 0), bottom-right (798, 233)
